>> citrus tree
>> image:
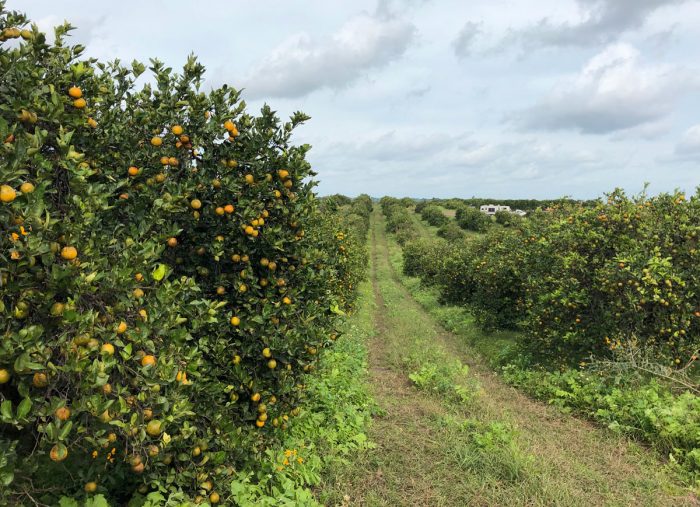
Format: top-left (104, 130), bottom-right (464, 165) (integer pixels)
top-left (0, 4), bottom-right (363, 504)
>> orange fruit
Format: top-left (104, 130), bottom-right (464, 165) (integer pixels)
top-left (141, 355), bottom-right (156, 367)
top-left (60, 246), bottom-right (78, 260)
top-left (68, 86), bottom-right (83, 98)
top-left (167, 237), bottom-right (178, 247)
top-left (151, 136), bottom-right (163, 147)
top-left (283, 296), bottom-right (292, 305)
top-left (215, 207), bottom-right (225, 216)
top-left (133, 288), bottom-right (144, 298)
top-left (50, 443), bottom-right (68, 462)
top-left (32, 372), bottom-right (48, 388)
top-left (160, 156), bottom-right (170, 165)
top-left (267, 359), bottom-right (277, 369)
top-left (172, 125), bottom-right (183, 135)
top-left (87, 117), bottom-right (98, 128)
top-left (20, 182), bottom-right (35, 194)
top-left (168, 157), bottom-right (178, 166)
top-left (127, 166), bottom-right (139, 177)
top-left (55, 406), bottom-right (71, 421)
top-left (224, 204), bottom-right (234, 214)
top-left (230, 316), bottom-right (240, 326)
top-left (135, 272), bottom-right (144, 282)
top-left (0, 369), bottom-right (10, 384)
top-left (73, 98), bottom-right (86, 109)
top-left (0, 185), bottom-right (17, 203)
top-left (216, 286), bottom-right (225, 295)
top-left (245, 226), bottom-right (254, 235)
top-left (251, 392), bottom-right (261, 402)
top-left (262, 348), bottom-right (272, 358)
top-left (101, 343), bottom-right (115, 355)
top-left (244, 174), bottom-right (254, 184)
top-left (116, 321), bottom-right (128, 334)
top-left (190, 199), bottom-right (202, 210)
top-left (278, 169), bottom-right (289, 180)
top-left (146, 420), bottom-right (162, 436)
top-left (224, 120), bottom-right (234, 131)
top-left (84, 482), bottom-right (97, 493)
top-left (179, 134), bottom-right (189, 143)
top-left (209, 492), bottom-right (220, 504)
top-left (255, 420), bottom-right (265, 428)
top-left (227, 159), bottom-right (238, 168)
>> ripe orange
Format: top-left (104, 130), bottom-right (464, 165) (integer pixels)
top-left (0, 184), bottom-right (17, 203)
top-left (68, 86), bottom-right (82, 98)
top-left (20, 182), bottom-right (35, 194)
top-left (267, 359), bottom-right (277, 369)
top-left (283, 296), bottom-right (292, 305)
top-left (0, 369), bottom-right (10, 384)
top-left (101, 343), bottom-right (115, 355)
top-left (216, 286), bottom-right (225, 295)
top-left (167, 237), bottom-right (178, 247)
top-left (172, 125), bottom-right (183, 135)
top-left (224, 204), bottom-right (234, 214)
top-left (32, 372), bottom-right (48, 388)
top-left (224, 120), bottom-right (234, 131)
top-left (141, 355), bottom-right (157, 367)
top-left (84, 482), bottom-right (97, 493)
top-left (87, 117), bottom-right (98, 128)
top-left (245, 226), bottom-right (254, 235)
top-left (73, 98), bottom-right (87, 109)
top-left (255, 420), bottom-right (265, 428)
top-left (278, 169), bottom-right (289, 180)
top-left (179, 134), bottom-right (189, 143)
top-left (128, 166), bottom-right (139, 177)
top-left (151, 136), bottom-right (163, 147)
top-left (117, 321), bottom-right (128, 334)
top-left (55, 406), bottom-right (71, 421)
top-left (244, 174), bottom-right (254, 184)
top-left (209, 492), bottom-right (220, 504)
top-left (215, 207), bottom-right (225, 216)
top-left (212, 178), bottom-right (222, 188)
top-left (133, 288), bottom-right (144, 298)
top-left (160, 156), bottom-right (170, 165)
top-left (168, 157), bottom-right (178, 166)
top-left (135, 272), bottom-right (144, 282)
top-left (251, 392), bottom-right (261, 402)
top-left (230, 316), bottom-right (241, 326)
top-left (60, 246), bottom-right (78, 260)
top-left (190, 199), bottom-right (202, 210)
top-left (262, 348), bottom-right (272, 358)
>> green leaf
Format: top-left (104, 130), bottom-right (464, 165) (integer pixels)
top-left (1, 400), bottom-right (12, 421)
top-left (16, 398), bottom-right (31, 419)
top-left (152, 263), bottom-right (168, 281)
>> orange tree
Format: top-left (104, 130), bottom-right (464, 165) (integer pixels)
top-left (0, 4), bottom-right (362, 504)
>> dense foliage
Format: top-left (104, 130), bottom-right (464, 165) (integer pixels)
top-left (0, 6), bottom-right (367, 505)
top-left (420, 205), bottom-right (449, 227)
top-left (455, 205), bottom-right (491, 232)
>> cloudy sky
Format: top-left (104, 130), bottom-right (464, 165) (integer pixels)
top-left (15, 0), bottom-right (700, 198)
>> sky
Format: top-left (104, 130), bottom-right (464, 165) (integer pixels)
top-left (13, 0), bottom-right (700, 199)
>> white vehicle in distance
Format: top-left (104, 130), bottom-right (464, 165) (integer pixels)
top-left (479, 204), bottom-right (511, 215)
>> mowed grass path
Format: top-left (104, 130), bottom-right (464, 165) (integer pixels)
top-left (320, 209), bottom-right (693, 507)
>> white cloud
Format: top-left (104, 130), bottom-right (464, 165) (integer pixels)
top-left (675, 125), bottom-right (700, 157)
top-left (514, 43), bottom-right (698, 134)
top-left (452, 21), bottom-right (481, 59)
top-left (509, 0), bottom-right (692, 49)
top-left (240, 12), bottom-right (416, 99)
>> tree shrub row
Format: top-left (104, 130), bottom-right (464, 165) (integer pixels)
top-left (0, 7), bottom-right (367, 504)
